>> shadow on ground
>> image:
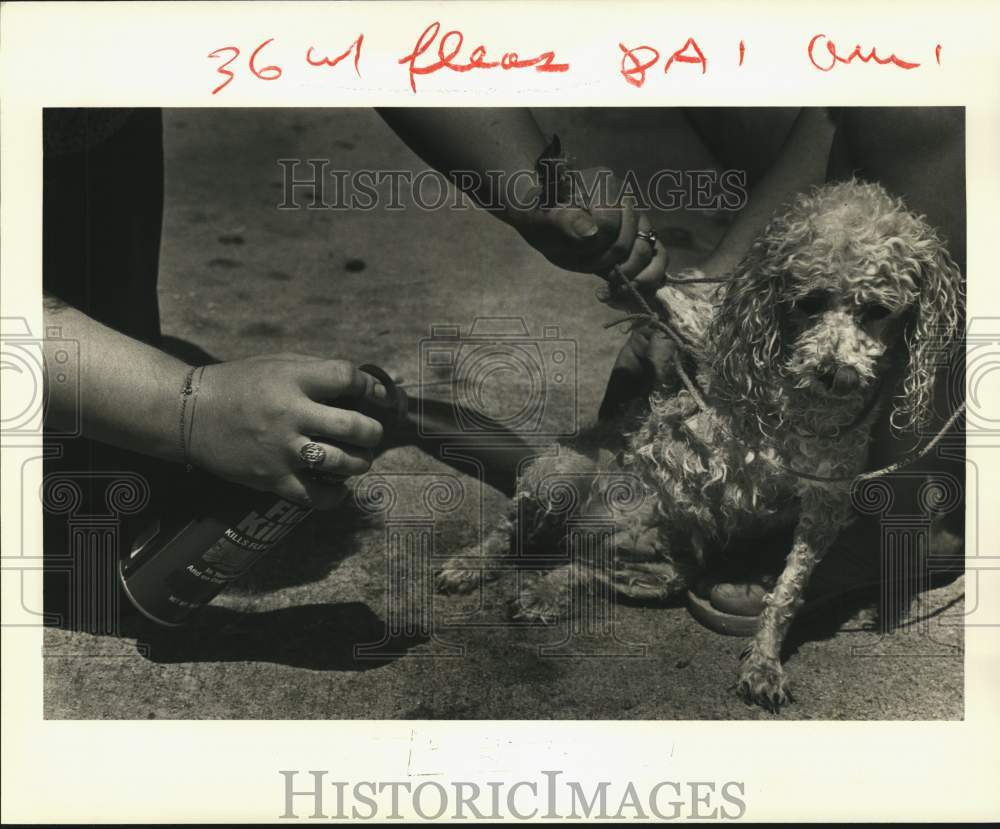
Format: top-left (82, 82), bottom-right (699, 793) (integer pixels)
top-left (132, 603), bottom-right (426, 671)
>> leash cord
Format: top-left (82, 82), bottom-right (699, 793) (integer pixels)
top-left (776, 401), bottom-right (966, 484)
top-left (662, 271), bottom-right (729, 285)
top-left (603, 267), bottom-right (711, 409)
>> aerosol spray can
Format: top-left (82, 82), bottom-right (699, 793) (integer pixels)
top-left (119, 365), bottom-right (407, 626)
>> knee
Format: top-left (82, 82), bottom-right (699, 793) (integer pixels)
top-left (844, 106), bottom-right (963, 150)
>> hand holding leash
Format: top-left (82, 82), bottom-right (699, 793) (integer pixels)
top-left (503, 135), bottom-right (668, 298)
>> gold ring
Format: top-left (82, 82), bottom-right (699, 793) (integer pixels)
top-left (299, 442), bottom-right (326, 469)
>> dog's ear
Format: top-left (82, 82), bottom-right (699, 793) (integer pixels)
top-left (710, 239), bottom-right (785, 425)
top-left (891, 232), bottom-right (965, 434)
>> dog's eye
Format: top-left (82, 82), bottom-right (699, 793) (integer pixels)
top-left (793, 292), bottom-right (828, 316)
top-left (862, 304), bottom-right (893, 322)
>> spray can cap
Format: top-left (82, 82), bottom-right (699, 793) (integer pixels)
top-left (358, 363), bottom-right (408, 432)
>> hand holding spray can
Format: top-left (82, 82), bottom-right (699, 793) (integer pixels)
top-left (119, 364), bottom-right (407, 626)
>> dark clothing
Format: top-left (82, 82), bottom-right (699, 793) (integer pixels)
top-left (43, 109), bottom-right (167, 633)
top-left (44, 108), bottom-right (164, 346)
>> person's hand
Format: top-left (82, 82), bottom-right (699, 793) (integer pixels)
top-left (504, 166), bottom-right (669, 303)
top-left (598, 324), bottom-right (679, 422)
top-left (189, 354), bottom-right (389, 509)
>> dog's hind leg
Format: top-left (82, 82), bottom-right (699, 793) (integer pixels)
top-left (514, 472), bottom-right (692, 620)
top-left (435, 445), bottom-right (601, 595)
top-left (600, 487), bottom-right (693, 603)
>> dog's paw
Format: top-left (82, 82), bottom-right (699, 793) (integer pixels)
top-left (737, 648), bottom-right (793, 712)
top-left (435, 560), bottom-right (491, 594)
top-left (511, 572), bottom-right (572, 624)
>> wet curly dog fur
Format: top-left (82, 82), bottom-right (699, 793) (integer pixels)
top-left (436, 179), bottom-right (964, 711)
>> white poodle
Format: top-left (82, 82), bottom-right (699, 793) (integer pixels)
top-left (436, 179), bottom-right (964, 711)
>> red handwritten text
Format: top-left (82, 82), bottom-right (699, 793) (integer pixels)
top-left (807, 34), bottom-right (921, 71)
top-left (208, 38), bottom-right (283, 95)
top-left (208, 45), bottom-right (240, 95)
top-left (306, 35), bottom-right (364, 77)
top-left (398, 22), bottom-right (569, 93)
top-left (619, 38), bottom-right (708, 88)
top-left (207, 31), bottom-right (941, 96)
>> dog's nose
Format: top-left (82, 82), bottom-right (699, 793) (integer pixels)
top-left (819, 364), bottom-right (860, 395)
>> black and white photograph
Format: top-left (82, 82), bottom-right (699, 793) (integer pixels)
top-left (38, 105), bottom-right (967, 720)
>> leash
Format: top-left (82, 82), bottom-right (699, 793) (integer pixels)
top-left (776, 401), bottom-right (966, 484)
top-left (603, 267), bottom-right (712, 410)
top-left (662, 272), bottom-right (730, 285)
top-left (603, 266), bottom-right (965, 486)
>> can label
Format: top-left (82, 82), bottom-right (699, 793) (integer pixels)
top-left (200, 500), bottom-right (310, 579)
top-left (122, 498), bottom-right (311, 626)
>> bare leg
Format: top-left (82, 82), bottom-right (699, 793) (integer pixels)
top-left (696, 108), bottom-right (836, 280)
top-left (684, 107), bottom-right (802, 188)
top-left (830, 107), bottom-right (965, 272)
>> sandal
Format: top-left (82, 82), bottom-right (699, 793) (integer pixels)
top-left (687, 575), bottom-right (776, 636)
top-left (687, 530), bottom-right (962, 636)
top-left (685, 524), bottom-right (964, 636)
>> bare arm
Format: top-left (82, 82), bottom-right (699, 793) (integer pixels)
top-left (44, 297), bottom-right (190, 462)
top-left (377, 107), bottom-right (668, 292)
top-left (376, 107), bottom-right (546, 218)
top-left (44, 297), bottom-right (388, 509)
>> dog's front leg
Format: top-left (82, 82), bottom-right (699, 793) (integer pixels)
top-left (738, 492), bottom-right (847, 711)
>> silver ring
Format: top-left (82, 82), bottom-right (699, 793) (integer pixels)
top-left (637, 229), bottom-right (658, 247)
top-left (299, 441), bottom-right (326, 470)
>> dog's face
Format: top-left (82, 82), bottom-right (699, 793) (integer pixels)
top-left (710, 179), bottom-right (964, 432)
top-left (781, 208), bottom-right (919, 400)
